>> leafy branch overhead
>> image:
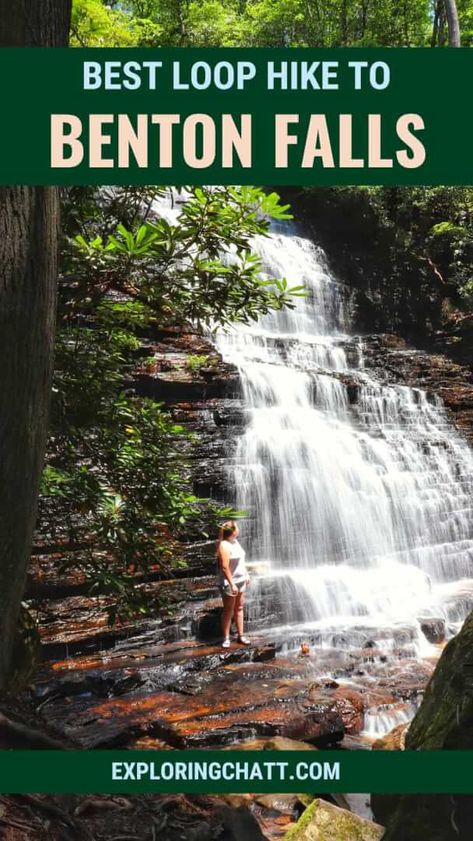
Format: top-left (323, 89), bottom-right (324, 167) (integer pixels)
top-left (66, 186), bottom-right (299, 330)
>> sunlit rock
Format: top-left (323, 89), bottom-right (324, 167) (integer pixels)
top-left (284, 799), bottom-right (384, 841)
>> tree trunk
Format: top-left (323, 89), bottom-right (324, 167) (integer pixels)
top-left (0, 1), bottom-right (71, 691)
top-left (340, 0), bottom-right (348, 46)
top-left (443, 0), bottom-right (461, 46)
top-left (431, 0), bottom-right (441, 46)
top-left (0, 0), bottom-right (71, 46)
top-left (360, 0), bottom-right (369, 40)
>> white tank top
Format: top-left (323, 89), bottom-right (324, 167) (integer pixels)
top-left (219, 539), bottom-right (247, 581)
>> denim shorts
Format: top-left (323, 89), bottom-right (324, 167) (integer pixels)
top-left (219, 578), bottom-right (247, 597)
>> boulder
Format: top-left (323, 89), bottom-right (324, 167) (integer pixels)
top-left (284, 799), bottom-right (384, 841)
top-left (406, 611), bottom-right (473, 751)
top-left (419, 618), bottom-right (445, 645)
top-left (380, 610), bottom-right (473, 840)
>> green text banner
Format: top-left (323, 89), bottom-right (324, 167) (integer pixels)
top-left (1, 47), bottom-right (472, 185)
top-left (0, 751), bottom-right (472, 793)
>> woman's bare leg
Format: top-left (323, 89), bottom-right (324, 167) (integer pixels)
top-left (234, 591), bottom-right (245, 637)
top-left (222, 594), bottom-right (235, 639)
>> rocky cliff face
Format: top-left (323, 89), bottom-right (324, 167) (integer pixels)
top-left (133, 327), bottom-right (241, 503)
top-left (359, 334), bottom-right (473, 445)
top-left (281, 187), bottom-right (473, 366)
top-left (133, 327), bottom-right (473, 516)
top-left (132, 326), bottom-right (243, 573)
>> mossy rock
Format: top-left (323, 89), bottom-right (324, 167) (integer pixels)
top-left (405, 610), bottom-right (473, 751)
top-left (381, 610), bottom-right (473, 840)
top-left (283, 798), bottom-right (384, 841)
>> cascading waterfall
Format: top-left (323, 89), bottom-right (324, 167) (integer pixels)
top-left (215, 223), bottom-right (473, 639)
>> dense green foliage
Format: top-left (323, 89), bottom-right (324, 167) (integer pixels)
top-left (71, 0), bottom-right (472, 47)
top-left (38, 187), bottom-right (296, 619)
top-left (291, 186), bottom-right (473, 353)
top-left (70, 0), bottom-right (162, 45)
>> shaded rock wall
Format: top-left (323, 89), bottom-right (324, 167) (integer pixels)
top-left (376, 609), bottom-right (473, 840)
top-left (381, 795), bottom-right (473, 841)
top-left (133, 327), bottom-right (473, 517)
top-left (132, 327), bottom-right (244, 573)
top-left (359, 334), bottom-right (473, 444)
top-left (280, 187), bottom-right (473, 365)
top-left (133, 326), bottom-right (241, 503)
top-left (405, 610), bottom-right (473, 752)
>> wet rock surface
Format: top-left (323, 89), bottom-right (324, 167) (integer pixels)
top-left (25, 524), bottom-right (444, 757)
top-left (25, 542), bottom-right (442, 767)
top-left (371, 722), bottom-right (408, 751)
top-left (359, 334), bottom-right (473, 443)
top-left (25, 568), bottom-right (438, 754)
top-left (418, 617), bottom-right (446, 645)
top-left (31, 630), bottom-right (346, 749)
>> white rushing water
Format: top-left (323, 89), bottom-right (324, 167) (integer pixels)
top-left (215, 222), bottom-right (473, 637)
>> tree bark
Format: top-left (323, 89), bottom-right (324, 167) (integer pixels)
top-left (431, 0), bottom-right (441, 46)
top-left (0, 0), bottom-right (71, 46)
top-left (0, 1), bottom-right (71, 691)
top-left (443, 0), bottom-right (461, 46)
top-left (340, 0), bottom-right (348, 46)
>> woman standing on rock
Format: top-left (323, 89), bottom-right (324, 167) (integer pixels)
top-left (217, 521), bottom-right (251, 648)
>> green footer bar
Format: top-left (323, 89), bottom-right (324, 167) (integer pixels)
top-left (0, 751), bottom-right (472, 794)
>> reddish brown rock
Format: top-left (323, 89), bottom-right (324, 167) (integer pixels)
top-left (38, 673), bottom-right (344, 750)
top-left (331, 687), bottom-right (365, 735)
